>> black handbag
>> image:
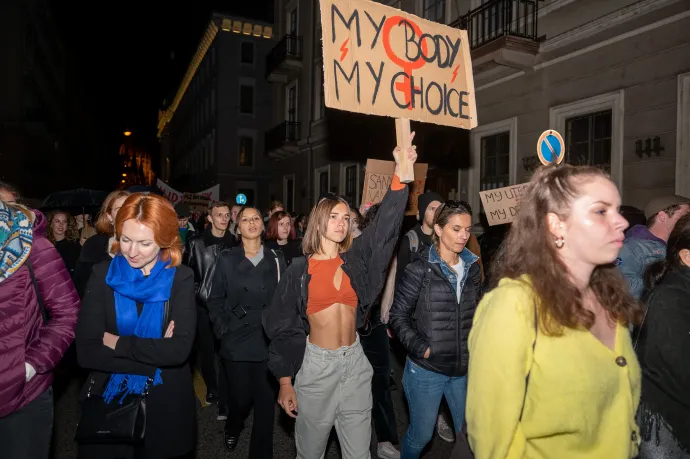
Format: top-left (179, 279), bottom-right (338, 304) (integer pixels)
top-left (451, 304), bottom-right (538, 459)
top-left (74, 301), bottom-right (170, 444)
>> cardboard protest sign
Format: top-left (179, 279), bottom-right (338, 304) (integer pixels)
top-left (156, 181), bottom-right (221, 219)
top-left (319, 0), bottom-right (477, 130)
top-left (479, 183), bottom-right (529, 226)
top-left (362, 159), bottom-right (427, 216)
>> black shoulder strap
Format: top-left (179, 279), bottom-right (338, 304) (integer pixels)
top-left (26, 260), bottom-right (48, 325)
top-left (163, 300), bottom-right (171, 328)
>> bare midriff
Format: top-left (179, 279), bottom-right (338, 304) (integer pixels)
top-left (308, 304), bottom-right (357, 350)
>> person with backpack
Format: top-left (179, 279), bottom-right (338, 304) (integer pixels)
top-left (389, 201), bottom-right (482, 458)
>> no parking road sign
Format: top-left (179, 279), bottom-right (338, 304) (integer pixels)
top-left (537, 130), bottom-right (565, 166)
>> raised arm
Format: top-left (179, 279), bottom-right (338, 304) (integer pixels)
top-left (113, 269), bottom-right (197, 367)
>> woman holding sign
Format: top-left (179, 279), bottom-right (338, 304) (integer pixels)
top-left (466, 164), bottom-right (643, 459)
top-left (263, 136), bottom-right (416, 458)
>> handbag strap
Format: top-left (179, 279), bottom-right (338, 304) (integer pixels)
top-left (518, 303), bottom-right (538, 421)
top-left (26, 260), bottom-right (48, 325)
top-left (163, 300), bottom-right (171, 328)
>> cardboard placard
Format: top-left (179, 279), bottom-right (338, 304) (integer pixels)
top-left (362, 159), bottom-right (427, 216)
top-left (156, 180), bottom-right (220, 220)
top-left (479, 183), bottom-right (529, 226)
top-left (319, 0), bottom-right (477, 130)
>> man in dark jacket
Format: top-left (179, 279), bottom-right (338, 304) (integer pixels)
top-left (183, 201), bottom-right (235, 419)
top-left (396, 192), bottom-right (443, 284)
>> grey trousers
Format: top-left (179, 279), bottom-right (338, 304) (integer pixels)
top-left (295, 335), bottom-right (374, 459)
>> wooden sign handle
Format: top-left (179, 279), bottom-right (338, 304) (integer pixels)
top-left (395, 118), bottom-right (415, 183)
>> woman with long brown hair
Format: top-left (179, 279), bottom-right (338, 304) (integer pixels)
top-left (47, 210), bottom-right (81, 277)
top-left (466, 164), bottom-right (643, 459)
top-left (74, 190), bottom-right (131, 296)
top-left (264, 140), bottom-right (416, 458)
top-left (76, 193), bottom-right (197, 459)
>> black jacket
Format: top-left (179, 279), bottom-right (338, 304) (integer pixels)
top-left (389, 246), bottom-right (482, 377)
top-left (207, 245), bottom-right (286, 362)
top-left (263, 184), bottom-right (409, 379)
top-left (636, 266), bottom-right (690, 451)
top-left (76, 260), bottom-right (197, 458)
top-left (183, 230), bottom-right (236, 307)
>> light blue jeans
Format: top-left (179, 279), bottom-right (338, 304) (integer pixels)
top-left (401, 358), bottom-right (468, 459)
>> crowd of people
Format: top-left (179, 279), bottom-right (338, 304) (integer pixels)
top-left (0, 133), bottom-right (689, 459)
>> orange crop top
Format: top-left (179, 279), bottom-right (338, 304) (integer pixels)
top-left (307, 256), bottom-right (358, 315)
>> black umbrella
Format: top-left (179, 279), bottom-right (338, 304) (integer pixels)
top-left (41, 188), bottom-right (109, 212)
top-left (127, 185), bottom-right (164, 196)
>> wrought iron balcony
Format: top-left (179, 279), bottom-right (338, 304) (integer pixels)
top-left (265, 121), bottom-right (301, 159)
top-left (451, 0), bottom-right (539, 72)
top-left (266, 35), bottom-right (303, 82)
top-left (452, 0), bottom-right (538, 50)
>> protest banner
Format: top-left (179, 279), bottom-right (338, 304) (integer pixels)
top-left (479, 183), bottom-right (529, 226)
top-left (156, 181), bottom-right (221, 219)
top-left (319, 0), bottom-right (477, 180)
top-left (361, 159), bottom-right (427, 216)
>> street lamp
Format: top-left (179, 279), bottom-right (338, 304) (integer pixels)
top-left (123, 130), bottom-right (132, 137)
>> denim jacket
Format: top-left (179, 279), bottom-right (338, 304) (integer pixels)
top-left (428, 245), bottom-right (478, 297)
top-left (616, 225), bottom-right (666, 299)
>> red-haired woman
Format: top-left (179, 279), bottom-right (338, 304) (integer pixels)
top-left (76, 193), bottom-right (197, 459)
top-left (265, 210), bottom-right (301, 266)
top-left (74, 190), bottom-right (131, 297)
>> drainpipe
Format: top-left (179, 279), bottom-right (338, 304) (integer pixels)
top-left (306, 0), bottom-right (318, 211)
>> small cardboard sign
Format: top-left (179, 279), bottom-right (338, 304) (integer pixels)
top-left (479, 183), bottom-right (529, 226)
top-left (362, 159), bottom-right (428, 216)
top-left (319, 0), bottom-right (477, 130)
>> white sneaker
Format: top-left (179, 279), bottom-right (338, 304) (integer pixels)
top-left (436, 414), bottom-right (455, 443)
top-left (377, 442), bottom-right (400, 459)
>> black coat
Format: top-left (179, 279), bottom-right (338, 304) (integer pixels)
top-left (76, 260), bottom-right (197, 459)
top-left (263, 184), bottom-right (409, 379)
top-left (183, 230), bottom-right (236, 306)
top-left (636, 266), bottom-right (690, 451)
top-left (207, 246), bottom-right (286, 362)
top-left (389, 246), bottom-right (482, 377)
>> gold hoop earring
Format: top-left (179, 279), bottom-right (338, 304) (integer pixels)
top-left (555, 237), bottom-right (565, 249)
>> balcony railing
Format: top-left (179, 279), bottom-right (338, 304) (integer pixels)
top-left (451, 0), bottom-right (538, 50)
top-left (265, 121), bottom-right (300, 155)
top-left (266, 34), bottom-right (303, 78)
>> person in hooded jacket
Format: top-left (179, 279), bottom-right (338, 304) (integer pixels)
top-left (0, 201), bottom-right (80, 459)
top-left (389, 201), bottom-right (481, 459)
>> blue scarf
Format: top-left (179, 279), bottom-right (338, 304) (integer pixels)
top-left (103, 254), bottom-right (176, 403)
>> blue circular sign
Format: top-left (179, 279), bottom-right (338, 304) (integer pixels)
top-left (236, 193), bottom-right (247, 205)
top-left (537, 130), bottom-right (565, 165)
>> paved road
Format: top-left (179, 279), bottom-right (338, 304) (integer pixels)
top-left (51, 350), bottom-right (455, 458)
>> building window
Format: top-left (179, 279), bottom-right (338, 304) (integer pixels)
top-left (211, 87), bottom-right (216, 115)
top-left (565, 110), bottom-right (612, 172)
top-left (286, 81), bottom-right (298, 122)
top-left (313, 65), bottom-right (325, 121)
top-left (240, 41), bottom-right (254, 64)
top-left (240, 84), bottom-right (254, 114)
top-left (423, 0), bottom-right (446, 23)
top-left (288, 7), bottom-right (298, 35)
top-left (480, 132), bottom-right (510, 191)
top-left (342, 164), bottom-right (359, 207)
top-left (239, 136), bottom-right (254, 167)
top-left (314, 166), bottom-right (330, 203)
top-left (284, 175), bottom-right (295, 213)
top-left (469, 117), bottom-right (518, 223)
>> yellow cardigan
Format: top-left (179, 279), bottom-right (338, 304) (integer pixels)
top-left (466, 276), bottom-right (641, 459)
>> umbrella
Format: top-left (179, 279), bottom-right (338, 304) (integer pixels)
top-left (41, 189), bottom-right (109, 212)
top-left (127, 185), bottom-right (164, 196)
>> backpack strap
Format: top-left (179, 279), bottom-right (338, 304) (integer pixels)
top-left (270, 249), bottom-right (285, 283)
top-left (406, 229), bottom-right (420, 253)
top-left (26, 260), bottom-right (48, 325)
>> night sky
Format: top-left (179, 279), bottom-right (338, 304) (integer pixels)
top-left (51, 1), bottom-right (273, 147)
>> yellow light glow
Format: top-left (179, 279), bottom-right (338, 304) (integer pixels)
top-left (253, 24), bottom-right (262, 36)
top-left (243, 23), bottom-right (252, 35)
top-left (121, 179), bottom-right (125, 183)
top-left (263, 26), bottom-right (273, 38)
top-left (232, 21), bottom-right (242, 33)
top-left (124, 131), bottom-right (132, 136)
top-left (122, 173), bottom-right (127, 177)
top-left (222, 19), bottom-right (231, 31)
